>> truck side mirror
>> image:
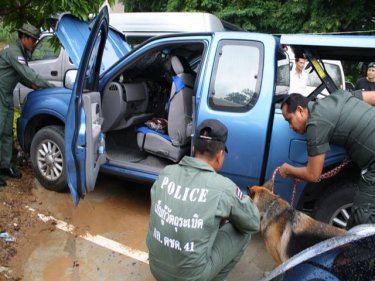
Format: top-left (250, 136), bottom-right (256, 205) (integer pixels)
top-left (64, 69), bottom-right (78, 89)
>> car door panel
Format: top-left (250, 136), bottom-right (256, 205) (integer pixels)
top-left (197, 32), bottom-right (277, 189)
top-left (64, 7), bottom-right (110, 205)
top-left (82, 92), bottom-right (106, 191)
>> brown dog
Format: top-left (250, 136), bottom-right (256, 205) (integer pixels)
top-left (249, 183), bottom-right (346, 265)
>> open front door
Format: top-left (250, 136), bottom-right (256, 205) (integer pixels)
top-left (63, 7), bottom-right (109, 205)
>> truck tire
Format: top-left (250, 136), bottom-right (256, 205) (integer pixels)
top-left (30, 125), bottom-right (68, 192)
top-left (312, 183), bottom-right (355, 229)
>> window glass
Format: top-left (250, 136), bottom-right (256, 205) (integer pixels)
top-left (209, 41), bottom-right (262, 112)
top-left (307, 63), bottom-right (343, 89)
top-left (84, 28), bottom-right (103, 90)
top-left (32, 36), bottom-right (60, 61)
top-left (276, 49), bottom-right (290, 96)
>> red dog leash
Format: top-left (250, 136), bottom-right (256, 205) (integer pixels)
top-left (272, 158), bottom-right (351, 206)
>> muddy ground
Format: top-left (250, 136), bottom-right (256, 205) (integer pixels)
top-left (0, 158), bottom-right (61, 281)
top-left (0, 162), bottom-right (39, 280)
top-left (0, 41), bottom-right (41, 280)
top-left (0, 162), bottom-right (273, 281)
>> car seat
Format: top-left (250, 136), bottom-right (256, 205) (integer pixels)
top-left (136, 56), bottom-right (195, 162)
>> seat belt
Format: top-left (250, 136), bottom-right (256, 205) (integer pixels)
top-left (165, 75), bottom-right (186, 112)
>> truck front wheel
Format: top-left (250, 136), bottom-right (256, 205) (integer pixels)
top-left (312, 183), bottom-right (355, 229)
top-left (30, 125), bottom-right (68, 192)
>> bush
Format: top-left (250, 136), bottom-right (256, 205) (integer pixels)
top-left (13, 107), bottom-right (21, 142)
top-left (0, 22), bottom-right (16, 43)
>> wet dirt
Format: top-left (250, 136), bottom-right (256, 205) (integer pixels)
top-left (0, 160), bottom-right (153, 281)
top-left (0, 165), bottom-right (44, 281)
top-left (0, 161), bottom-right (273, 281)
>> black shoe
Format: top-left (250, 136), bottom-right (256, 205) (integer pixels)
top-left (0, 178), bottom-right (6, 187)
top-left (0, 168), bottom-right (22, 179)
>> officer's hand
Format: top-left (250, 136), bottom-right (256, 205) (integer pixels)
top-left (279, 163), bottom-right (291, 178)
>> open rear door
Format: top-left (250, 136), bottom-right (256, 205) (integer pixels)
top-left (64, 7), bottom-right (109, 205)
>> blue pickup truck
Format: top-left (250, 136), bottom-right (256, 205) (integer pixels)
top-left (17, 7), bottom-right (375, 228)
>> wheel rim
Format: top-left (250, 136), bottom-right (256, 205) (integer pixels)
top-left (36, 139), bottom-right (64, 181)
top-left (330, 203), bottom-right (352, 228)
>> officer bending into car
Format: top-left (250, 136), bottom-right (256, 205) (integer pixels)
top-left (0, 23), bottom-right (54, 187)
top-left (279, 90), bottom-right (375, 229)
top-left (146, 119), bottom-right (260, 281)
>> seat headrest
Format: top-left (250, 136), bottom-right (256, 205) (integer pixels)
top-left (171, 56), bottom-right (184, 75)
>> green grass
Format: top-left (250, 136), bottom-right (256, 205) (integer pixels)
top-left (0, 23), bottom-right (16, 43)
top-left (13, 107), bottom-right (20, 142)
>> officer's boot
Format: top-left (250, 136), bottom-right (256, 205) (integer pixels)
top-left (0, 167), bottom-right (22, 179)
top-left (0, 176), bottom-right (6, 187)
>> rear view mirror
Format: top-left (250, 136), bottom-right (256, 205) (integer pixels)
top-left (64, 69), bottom-right (78, 89)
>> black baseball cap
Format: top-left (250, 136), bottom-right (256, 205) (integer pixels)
top-left (196, 119), bottom-right (228, 152)
top-left (368, 62), bottom-right (375, 69)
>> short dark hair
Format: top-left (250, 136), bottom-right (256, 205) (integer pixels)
top-left (18, 32), bottom-right (25, 39)
top-left (281, 93), bottom-right (309, 113)
top-left (295, 57), bottom-right (305, 63)
top-left (18, 32), bottom-right (33, 40)
top-left (194, 138), bottom-right (225, 159)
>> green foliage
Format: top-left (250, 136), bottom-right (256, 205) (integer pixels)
top-left (122, 0), bottom-right (375, 34)
top-left (13, 107), bottom-right (21, 142)
top-left (0, 23), bottom-right (16, 43)
top-left (121, 0), bottom-right (375, 84)
top-left (0, 0), bottom-right (115, 30)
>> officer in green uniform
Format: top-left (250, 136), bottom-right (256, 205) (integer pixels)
top-left (146, 119), bottom-right (260, 281)
top-left (0, 23), bottom-right (54, 187)
top-left (279, 90), bottom-right (375, 229)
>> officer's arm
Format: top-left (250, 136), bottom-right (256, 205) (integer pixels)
top-left (279, 154), bottom-right (325, 182)
top-left (362, 91), bottom-right (375, 106)
top-left (19, 76), bottom-right (36, 89)
top-left (7, 53), bottom-right (53, 89)
top-left (228, 191), bottom-right (260, 234)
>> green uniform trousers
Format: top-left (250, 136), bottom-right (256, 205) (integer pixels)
top-left (150, 223), bottom-right (250, 281)
top-left (0, 104), bottom-right (14, 169)
top-left (347, 164), bottom-right (375, 229)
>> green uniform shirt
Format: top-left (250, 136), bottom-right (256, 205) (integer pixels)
top-left (306, 89), bottom-right (375, 170)
top-left (0, 39), bottom-right (52, 107)
top-left (146, 156), bottom-right (260, 279)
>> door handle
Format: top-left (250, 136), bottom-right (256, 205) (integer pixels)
top-left (51, 71), bottom-right (58, 76)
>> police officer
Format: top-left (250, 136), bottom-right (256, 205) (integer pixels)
top-left (279, 90), bottom-right (375, 229)
top-left (146, 119), bottom-right (260, 281)
top-left (0, 23), bottom-right (54, 187)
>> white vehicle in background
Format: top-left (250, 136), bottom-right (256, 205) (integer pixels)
top-left (14, 12), bottom-right (241, 107)
top-left (287, 48), bottom-right (346, 98)
top-left (305, 59), bottom-right (346, 97)
top-left (13, 33), bottom-right (75, 108)
top-left (109, 12), bottom-right (242, 48)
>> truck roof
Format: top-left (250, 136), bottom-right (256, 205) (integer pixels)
top-left (281, 34), bottom-right (375, 61)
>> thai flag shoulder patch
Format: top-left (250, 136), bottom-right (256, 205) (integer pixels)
top-left (235, 186), bottom-right (243, 200)
top-left (17, 56), bottom-right (26, 65)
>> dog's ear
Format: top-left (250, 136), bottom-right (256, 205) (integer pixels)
top-left (247, 186), bottom-right (256, 199)
top-left (262, 180), bottom-right (274, 191)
